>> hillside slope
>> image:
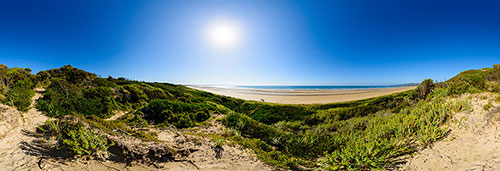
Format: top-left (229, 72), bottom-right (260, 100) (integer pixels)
top-left (0, 89), bottom-right (271, 170)
top-left (0, 64), bottom-right (499, 170)
top-left (402, 93), bottom-right (500, 170)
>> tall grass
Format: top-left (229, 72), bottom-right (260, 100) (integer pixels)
top-left (321, 94), bottom-right (471, 170)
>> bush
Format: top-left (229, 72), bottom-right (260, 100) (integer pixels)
top-left (37, 78), bottom-right (114, 118)
top-left (59, 123), bottom-right (112, 157)
top-left (416, 79), bottom-right (435, 99)
top-left (443, 69), bottom-right (487, 94)
top-left (195, 110), bottom-right (211, 122)
top-left (118, 113), bottom-right (150, 128)
top-left (146, 99), bottom-right (214, 128)
top-left (37, 119), bottom-right (62, 136)
top-left (44, 65), bottom-right (96, 86)
top-left (38, 119), bottom-right (114, 157)
top-left (124, 84), bottom-right (148, 103)
top-left (0, 65), bottom-right (36, 111)
top-left (239, 102), bottom-right (314, 124)
top-left (5, 79), bottom-right (35, 112)
top-left (175, 113), bottom-right (195, 128)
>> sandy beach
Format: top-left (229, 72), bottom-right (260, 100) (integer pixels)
top-left (190, 86), bottom-right (417, 104)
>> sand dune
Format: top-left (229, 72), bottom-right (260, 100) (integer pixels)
top-left (401, 93), bottom-right (500, 170)
top-left (0, 89), bottom-right (271, 171)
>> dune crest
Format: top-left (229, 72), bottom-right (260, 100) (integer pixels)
top-left (402, 93), bottom-right (500, 170)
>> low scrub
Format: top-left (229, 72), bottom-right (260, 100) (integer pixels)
top-left (5, 79), bottom-right (35, 112)
top-left (222, 79), bottom-right (473, 170)
top-left (37, 119), bottom-right (114, 158)
top-left (5, 64), bottom-right (500, 170)
top-left (146, 99), bottom-right (214, 128)
top-left (0, 66), bottom-right (36, 112)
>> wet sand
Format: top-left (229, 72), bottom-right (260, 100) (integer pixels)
top-left (189, 86), bottom-right (417, 104)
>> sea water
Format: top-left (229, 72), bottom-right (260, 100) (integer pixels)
top-left (234, 85), bottom-right (402, 90)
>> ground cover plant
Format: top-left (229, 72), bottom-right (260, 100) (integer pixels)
top-left (220, 66), bottom-right (496, 170)
top-left (37, 118), bottom-right (114, 158)
top-left (2, 64), bottom-right (499, 170)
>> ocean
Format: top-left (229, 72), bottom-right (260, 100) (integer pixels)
top-left (232, 85), bottom-right (403, 90)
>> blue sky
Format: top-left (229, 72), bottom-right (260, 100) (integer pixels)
top-left (1, 0), bottom-right (499, 85)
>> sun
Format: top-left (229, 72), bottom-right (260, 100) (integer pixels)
top-left (205, 19), bottom-right (242, 50)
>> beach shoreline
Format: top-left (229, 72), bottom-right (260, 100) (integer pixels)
top-left (189, 85), bottom-right (417, 104)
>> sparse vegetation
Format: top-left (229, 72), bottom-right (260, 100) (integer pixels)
top-left (484, 100), bottom-right (493, 111)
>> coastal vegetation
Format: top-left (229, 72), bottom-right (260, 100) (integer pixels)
top-left (1, 64), bottom-right (499, 170)
top-left (37, 119), bottom-right (114, 157)
top-left (0, 65), bottom-right (36, 112)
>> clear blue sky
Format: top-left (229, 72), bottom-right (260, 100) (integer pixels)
top-left (1, 0), bottom-right (499, 85)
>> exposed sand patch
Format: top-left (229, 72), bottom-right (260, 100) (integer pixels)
top-left (154, 114), bottom-right (272, 171)
top-left (106, 111), bottom-right (128, 121)
top-left (401, 93), bottom-right (500, 171)
top-left (190, 86), bottom-right (416, 104)
top-left (0, 88), bottom-right (48, 170)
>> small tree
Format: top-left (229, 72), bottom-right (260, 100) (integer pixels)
top-left (416, 79), bottom-right (434, 99)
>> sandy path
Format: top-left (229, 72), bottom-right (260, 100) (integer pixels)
top-left (105, 111), bottom-right (128, 121)
top-left (155, 114), bottom-right (272, 171)
top-left (0, 88), bottom-right (48, 170)
top-left (190, 86), bottom-right (416, 104)
top-left (401, 93), bottom-right (500, 171)
top-left (0, 89), bottom-right (272, 170)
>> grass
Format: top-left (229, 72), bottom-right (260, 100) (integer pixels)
top-left (84, 115), bottom-right (159, 141)
top-left (484, 100), bottom-right (493, 111)
top-left (3, 64), bottom-right (500, 170)
top-left (221, 88), bottom-right (472, 170)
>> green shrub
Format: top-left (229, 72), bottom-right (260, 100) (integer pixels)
top-left (0, 65), bottom-right (36, 111)
top-left (7, 64), bottom-right (497, 170)
top-left (143, 86), bottom-right (170, 100)
top-left (118, 113), bottom-right (150, 128)
top-left (195, 111), bottom-right (210, 122)
top-left (44, 65), bottom-right (96, 86)
top-left (174, 113), bottom-right (195, 128)
top-left (484, 100), bottom-right (493, 111)
top-left (38, 119), bottom-right (114, 157)
top-left (443, 69), bottom-right (487, 94)
top-left (131, 130), bottom-right (158, 141)
top-left (58, 123), bottom-right (112, 157)
top-left (416, 79), bottom-right (435, 99)
top-left (124, 84), bottom-right (148, 103)
top-left (239, 102), bottom-right (314, 124)
top-left (146, 99), bottom-right (213, 128)
top-left (5, 79), bottom-right (35, 112)
top-left (37, 78), bottom-right (114, 118)
top-left (92, 77), bottom-right (117, 87)
top-left (319, 95), bottom-right (471, 170)
top-left (37, 119), bottom-right (62, 136)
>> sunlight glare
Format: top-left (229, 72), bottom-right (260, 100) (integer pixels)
top-left (205, 19), bottom-right (242, 50)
